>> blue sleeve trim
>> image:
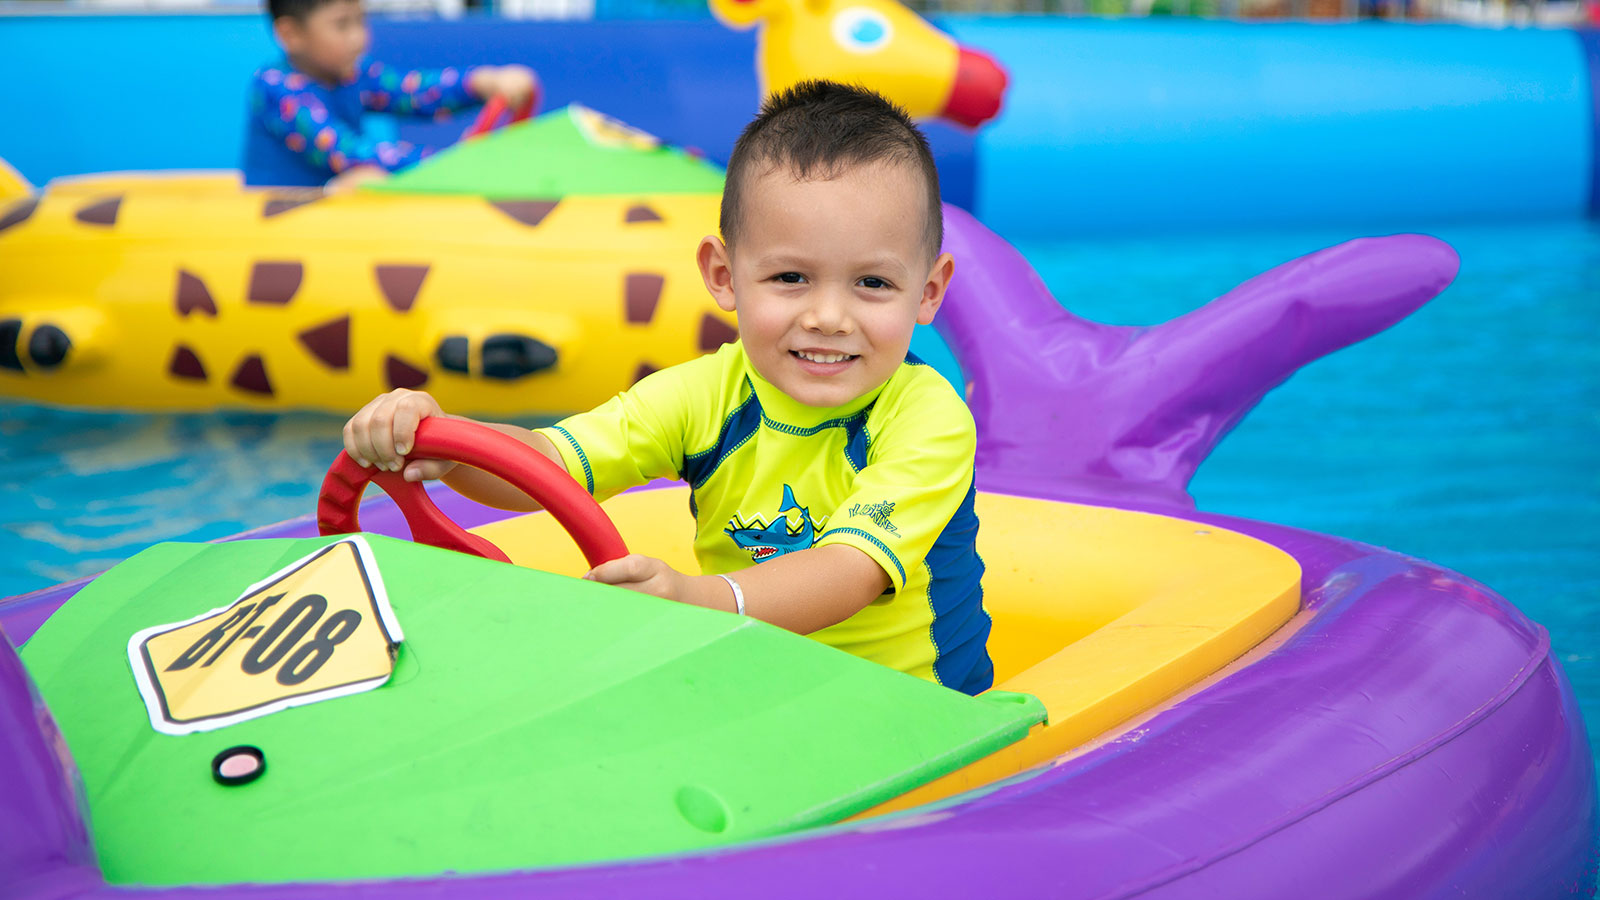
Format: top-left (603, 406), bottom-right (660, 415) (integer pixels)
top-left (549, 426), bottom-right (594, 495)
top-left (822, 528), bottom-right (906, 586)
top-left (843, 418), bottom-right (870, 473)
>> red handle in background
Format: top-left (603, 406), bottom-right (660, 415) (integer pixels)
top-left (317, 418), bottom-right (628, 569)
top-left (463, 87), bottom-right (540, 140)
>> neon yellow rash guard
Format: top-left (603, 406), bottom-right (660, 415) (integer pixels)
top-left (536, 342), bottom-right (994, 695)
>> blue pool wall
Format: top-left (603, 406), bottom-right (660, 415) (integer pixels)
top-left (1582, 29), bottom-right (1600, 215)
top-left (953, 19), bottom-right (1598, 236)
top-left (1, 15), bottom-right (1595, 234)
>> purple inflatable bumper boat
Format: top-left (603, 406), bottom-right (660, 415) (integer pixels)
top-left (2, 206), bottom-right (1595, 898)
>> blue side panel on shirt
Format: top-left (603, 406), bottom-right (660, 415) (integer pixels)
top-left (843, 416), bottom-right (870, 473)
top-left (682, 386), bottom-right (762, 489)
top-left (926, 482), bottom-right (993, 695)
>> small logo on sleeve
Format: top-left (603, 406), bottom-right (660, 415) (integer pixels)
top-left (849, 500), bottom-right (900, 537)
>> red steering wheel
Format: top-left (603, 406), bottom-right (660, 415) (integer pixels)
top-left (317, 418), bottom-right (627, 567)
top-left (462, 89), bottom-right (539, 141)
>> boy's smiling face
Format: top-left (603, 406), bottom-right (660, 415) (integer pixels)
top-left (275, 0), bottom-right (370, 84)
top-left (698, 159), bottom-right (954, 409)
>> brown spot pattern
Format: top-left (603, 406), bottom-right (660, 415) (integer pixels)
top-left (168, 345), bottom-right (207, 381)
top-left (0, 198), bottom-right (38, 233)
top-left (248, 262), bottom-right (303, 305)
top-left (375, 265), bottom-right (429, 313)
top-left (298, 316), bottom-right (350, 369)
top-left (624, 204), bottom-right (663, 223)
top-left (625, 273), bottom-right (664, 324)
top-left (698, 314), bottom-right (738, 351)
top-left (230, 355), bottom-right (274, 395)
top-left (490, 200), bottom-right (559, 227)
top-left (74, 196), bottom-right (122, 226)
top-left (386, 355), bottom-right (429, 390)
top-left (263, 194), bottom-right (320, 218)
top-left (632, 362), bottom-right (659, 384)
top-left (175, 271), bottom-right (218, 317)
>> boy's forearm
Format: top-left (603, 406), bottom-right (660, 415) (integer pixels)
top-left (438, 419), bottom-right (565, 511)
top-left (705, 544), bottom-right (890, 634)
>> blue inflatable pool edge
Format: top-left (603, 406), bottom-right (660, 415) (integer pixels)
top-left (0, 17), bottom-right (1596, 234)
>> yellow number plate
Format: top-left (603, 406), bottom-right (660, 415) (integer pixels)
top-left (573, 104), bottom-right (661, 151)
top-left (128, 537), bottom-right (403, 736)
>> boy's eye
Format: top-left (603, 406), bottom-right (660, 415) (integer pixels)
top-left (775, 272), bottom-right (807, 284)
top-left (859, 277), bottom-right (890, 290)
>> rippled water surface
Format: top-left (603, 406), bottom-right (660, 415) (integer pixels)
top-left (2, 220), bottom-right (1596, 759)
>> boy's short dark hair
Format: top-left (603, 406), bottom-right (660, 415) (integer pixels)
top-left (721, 80), bottom-right (943, 261)
top-left (267, 0), bottom-right (344, 22)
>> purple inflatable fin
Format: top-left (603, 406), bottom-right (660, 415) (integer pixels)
top-left (936, 204), bottom-right (1461, 509)
top-left (0, 631), bottom-right (99, 899)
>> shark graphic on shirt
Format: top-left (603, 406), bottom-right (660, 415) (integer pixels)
top-left (723, 484), bottom-right (825, 563)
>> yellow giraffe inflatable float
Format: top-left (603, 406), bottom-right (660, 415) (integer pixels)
top-left (0, 3), bottom-right (1007, 416)
top-left (0, 107), bottom-right (734, 416)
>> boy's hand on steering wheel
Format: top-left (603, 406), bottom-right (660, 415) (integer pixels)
top-left (585, 554), bottom-right (685, 599)
top-left (469, 64), bottom-right (539, 109)
top-left (343, 389), bottom-right (459, 483)
top-left (586, 555), bottom-right (744, 614)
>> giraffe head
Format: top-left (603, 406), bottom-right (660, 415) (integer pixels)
top-left (711, 0), bottom-right (1007, 128)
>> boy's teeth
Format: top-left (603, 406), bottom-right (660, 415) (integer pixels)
top-left (797, 350), bottom-right (852, 363)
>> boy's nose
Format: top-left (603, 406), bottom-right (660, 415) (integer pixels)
top-left (800, 292), bottom-right (852, 334)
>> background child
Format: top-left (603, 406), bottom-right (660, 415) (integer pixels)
top-left (342, 81), bottom-right (993, 695)
top-left (244, 0), bottom-right (537, 189)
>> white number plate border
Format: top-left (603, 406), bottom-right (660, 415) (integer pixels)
top-left (126, 535), bottom-right (405, 736)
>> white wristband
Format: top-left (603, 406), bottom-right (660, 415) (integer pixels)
top-left (715, 573), bottom-right (746, 616)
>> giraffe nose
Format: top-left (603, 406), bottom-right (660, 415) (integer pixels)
top-left (941, 47), bottom-right (1007, 129)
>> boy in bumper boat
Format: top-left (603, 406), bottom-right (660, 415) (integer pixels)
top-left (343, 81), bottom-right (993, 695)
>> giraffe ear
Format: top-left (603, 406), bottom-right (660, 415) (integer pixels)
top-left (709, 0), bottom-right (774, 29)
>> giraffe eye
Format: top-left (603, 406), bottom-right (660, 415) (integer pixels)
top-left (831, 7), bottom-right (892, 54)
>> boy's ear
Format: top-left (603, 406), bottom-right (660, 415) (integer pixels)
top-left (917, 252), bottom-right (955, 325)
top-left (273, 16), bottom-right (305, 54)
top-left (697, 235), bottom-right (739, 314)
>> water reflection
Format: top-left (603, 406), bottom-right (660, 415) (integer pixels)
top-left (0, 408), bottom-right (339, 587)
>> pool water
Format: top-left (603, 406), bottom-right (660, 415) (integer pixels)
top-left (2, 220), bottom-right (1596, 760)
